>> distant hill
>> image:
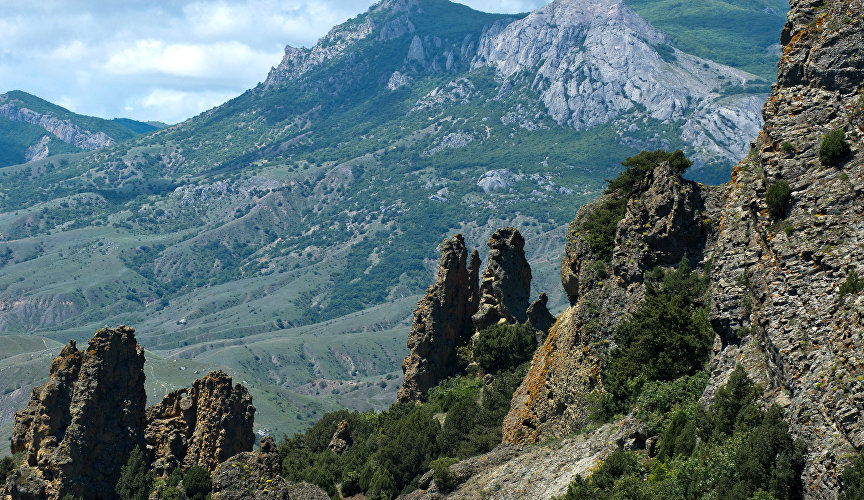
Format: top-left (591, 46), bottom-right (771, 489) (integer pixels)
top-left (0, 90), bottom-right (159, 167)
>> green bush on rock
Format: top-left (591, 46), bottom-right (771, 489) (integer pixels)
top-left (818, 128), bottom-right (851, 166)
top-left (473, 323), bottom-right (537, 374)
top-left (766, 180), bottom-right (791, 219)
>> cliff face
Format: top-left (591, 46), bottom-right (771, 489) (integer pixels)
top-left (397, 234), bottom-right (477, 403)
top-left (501, 0), bottom-right (864, 496)
top-left (0, 93), bottom-right (115, 152)
top-left (704, 0), bottom-right (864, 496)
top-left (5, 326), bottom-right (147, 500)
top-left (504, 163), bottom-right (721, 444)
top-left (145, 370), bottom-right (256, 475)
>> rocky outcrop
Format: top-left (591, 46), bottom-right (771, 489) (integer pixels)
top-left (210, 436), bottom-right (329, 500)
top-left (702, 0), bottom-right (864, 496)
top-left (328, 420), bottom-right (351, 454)
top-left (397, 234), bottom-right (478, 402)
top-left (4, 326), bottom-right (146, 500)
top-left (471, 0), bottom-right (765, 164)
top-left (400, 416), bottom-right (647, 500)
top-left (472, 228), bottom-right (532, 331)
top-left (145, 370), bottom-right (256, 475)
top-left (0, 93), bottom-right (115, 151)
top-left (505, 164), bottom-right (720, 444)
top-left (526, 292), bottom-right (555, 335)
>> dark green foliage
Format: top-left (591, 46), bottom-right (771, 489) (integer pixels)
top-left (599, 258), bottom-right (713, 417)
top-left (277, 365), bottom-right (527, 499)
top-left (781, 142), bottom-right (794, 154)
top-left (604, 149), bottom-right (677, 197)
top-left (819, 128), bottom-right (851, 166)
top-left (766, 180), bottom-right (792, 218)
top-left (115, 446), bottom-right (155, 500)
top-left (473, 323), bottom-right (537, 374)
top-left (839, 450), bottom-right (864, 500)
top-left (838, 268), bottom-right (864, 305)
top-left (182, 466), bottom-right (212, 500)
top-left (0, 456), bottom-right (15, 486)
top-left (563, 366), bottom-right (804, 500)
top-left (558, 448), bottom-right (642, 500)
top-left (580, 149), bottom-right (692, 262)
top-left (431, 457), bottom-right (459, 493)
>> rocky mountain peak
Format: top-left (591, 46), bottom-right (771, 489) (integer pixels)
top-left (472, 227), bottom-right (533, 330)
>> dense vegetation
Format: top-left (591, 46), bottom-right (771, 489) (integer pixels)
top-left (625, 0), bottom-right (788, 80)
top-left (562, 366), bottom-right (805, 500)
top-left (594, 258), bottom-right (714, 419)
top-left (115, 448), bottom-right (212, 500)
top-left (276, 362), bottom-right (528, 499)
top-left (766, 179), bottom-right (792, 219)
top-left (473, 322), bottom-right (537, 374)
top-left (819, 128), bottom-right (852, 166)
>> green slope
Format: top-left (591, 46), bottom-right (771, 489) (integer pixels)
top-left (626, 0), bottom-right (788, 80)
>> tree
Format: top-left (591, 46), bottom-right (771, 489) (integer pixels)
top-left (115, 446), bottom-right (154, 500)
top-left (766, 180), bottom-right (791, 219)
top-left (473, 323), bottom-right (536, 374)
top-left (818, 128), bottom-right (851, 166)
top-left (182, 466), bottom-right (212, 500)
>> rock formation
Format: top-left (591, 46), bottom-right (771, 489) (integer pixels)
top-left (328, 420), bottom-right (351, 454)
top-left (210, 436), bottom-right (330, 500)
top-left (526, 292), bottom-right (556, 337)
top-left (145, 370), bottom-right (256, 475)
top-left (472, 227), bottom-right (532, 330)
top-left (0, 93), bottom-right (115, 151)
top-left (4, 326), bottom-right (147, 500)
top-left (701, 0), bottom-right (864, 494)
top-left (504, 163), bottom-right (721, 444)
top-left (503, 0), bottom-right (864, 495)
top-left (397, 234), bottom-right (477, 402)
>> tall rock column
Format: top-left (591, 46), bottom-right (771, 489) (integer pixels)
top-left (397, 234), bottom-right (476, 402)
top-left (472, 227), bottom-right (532, 331)
top-left (5, 326), bottom-right (147, 500)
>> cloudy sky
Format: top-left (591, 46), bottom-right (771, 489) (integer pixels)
top-left (0, 0), bottom-right (549, 125)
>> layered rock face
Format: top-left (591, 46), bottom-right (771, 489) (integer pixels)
top-left (397, 234), bottom-right (478, 402)
top-left (703, 0), bottom-right (864, 496)
top-left (504, 164), bottom-right (721, 444)
top-left (0, 93), bottom-right (115, 151)
top-left (472, 228), bottom-right (533, 330)
top-left (5, 326), bottom-right (146, 500)
top-left (145, 370), bottom-right (256, 475)
top-left (502, 0), bottom-right (864, 495)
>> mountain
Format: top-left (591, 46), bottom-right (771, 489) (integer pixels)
top-left (0, 0), bottom-right (785, 446)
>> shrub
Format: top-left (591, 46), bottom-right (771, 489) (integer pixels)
top-left (0, 456), bottom-right (15, 486)
top-left (766, 180), bottom-right (791, 218)
top-left (838, 269), bottom-right (864, 305)
top-left (819, 128), bottom-right (851, 166)
top-left (431, 457), bottom-right (459, 492)
top-left (474, 323), bottom-right (536, 374)
top-left (781, 141), bottom-right (795, 154)
top-left (182, 466), bottom-right (212, 500)
top-left (839, 450), bottom-right (864, 500)
top-left (601, 259), bottom-right (714, 413)
top-left (115, 446), bottom-right (154, 500)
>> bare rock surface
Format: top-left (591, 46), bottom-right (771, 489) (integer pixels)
top-left (4, 326), bottom-right (146, 500)
top-left (472, 228), bottom-right (532, 330)
top-left (210, 436), bottom-right (330, 500)
top-left (145, 370), bottom-right (256, 475)
top-left (397, 234), bottom-right (478, 402)
top-left (400, 416), bottom-right (646, 499)
top-left (0, 93), bottom-right (115, 152)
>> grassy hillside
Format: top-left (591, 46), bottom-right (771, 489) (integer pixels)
top-left (626, 0), bottom-right (788, 80)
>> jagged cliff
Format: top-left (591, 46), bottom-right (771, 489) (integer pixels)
top-left (4, 326), bottom-right (146, 500)
top-left (3, 328), bottom-right (257, 500)
top-left (397, 234), bottom-right (478, 403)
top-left (145, 370), bottom-right (256, 475)
top-left (703, 0), bottom-right (864, 495)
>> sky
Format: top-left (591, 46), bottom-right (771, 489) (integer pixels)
top-left (0, 0), bottom-right (550, 125)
